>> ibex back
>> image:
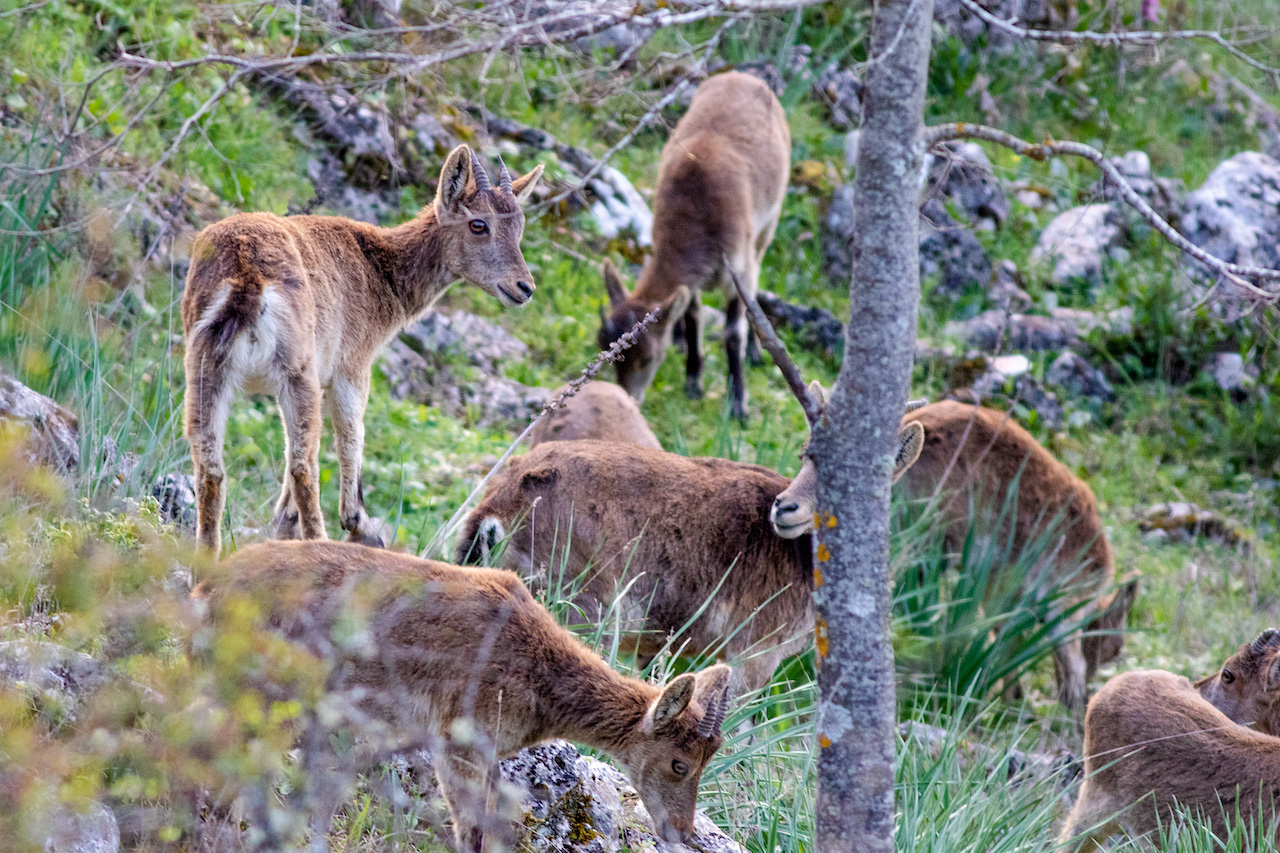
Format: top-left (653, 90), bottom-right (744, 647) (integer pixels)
top-left (182, 146), bottom-right (542, 554)
top-left (598, 71), bottom-right (790, 420)
top-left (223, 541), bottom-right (732, 851)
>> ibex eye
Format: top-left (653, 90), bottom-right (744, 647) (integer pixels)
top-left (468, 219), bottom-right (489, 235)
top-left (1222, 670), bottom-right (1236, 684)
top-left (671, 759), bottom-right (689, 777)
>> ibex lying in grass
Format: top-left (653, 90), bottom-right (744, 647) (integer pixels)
top-left (456, 434), bottom-right (921, 695)
top-left (598, 71), bottom-right (790, 420)
top-left (223, 541), bottom-right (731, 850)
top-left (771, 393), bottom-right (1135, 715)
top-left (1196, 628), bottom-right (1280, 736)
top-left (1061, 668), bottom-right (1280, 849)
top-left (182, 145), bottom-right (542, 554)
top-left (528, 381), bottom-right (661, 450)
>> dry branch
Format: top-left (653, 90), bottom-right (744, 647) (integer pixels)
top-left (924, 122), bottom-right (1280, 303)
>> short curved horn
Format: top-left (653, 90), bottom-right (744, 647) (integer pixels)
top-left (697, 685), bottom-right (731, 738)
top-left (498, 155), bottom-right (513, 194)
top-left (471, 150), bottom-right (492, 193)
top-left (904, 398), bottom-right (928, 413)
top-left (1253, 629), bottom-right (1280, 654)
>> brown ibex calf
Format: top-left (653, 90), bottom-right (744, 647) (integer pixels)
top-left (598, 71), bottom-right (790, 420)
top-left (182, 146), bottom-right (543, 554)
top-left (1061, 669), bottom-right (1280, 849)
top-left (456, 433), bottom-right (921, 695)
top-left (1196, 629), bottom-right (1280, 736)
top-left (770, 394), bottom-right (1135, 715)
top-left (528, 381), bottom-right (661, 450)
top-left (223, 541), bottom-right (732, 851)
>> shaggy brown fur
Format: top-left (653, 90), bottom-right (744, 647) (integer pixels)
top-left (456, 438), bottom-right (917, 695)
top-left (222, 541), bottom-right (731, 851)
top-left (771, 398), bottom-right (1134, 715)
top-left (528, 381), bottom-right (661, 450)
top-left (1061, 669), bottom-right (1280, 849)
top-left (182, 145), bottom-right (542, 554)
top-left (1196, 629), bottom-right (1280, 736)
top-left (598, 71), bottom-right (790, 420)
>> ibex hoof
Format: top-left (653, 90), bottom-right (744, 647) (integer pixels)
top-left (730, 401), bottom-right (750, 423)
top-left (684, 378), bottom-right (704, 400)
top-left (346, 516), bottom-right (389, 548)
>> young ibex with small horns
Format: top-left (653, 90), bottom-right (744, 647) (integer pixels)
top-left (183, 146), bottom-right (542, 554)
top-left (456, 427), bottom-right (922, 695)
top-left (1061, 668), bottom-right (1280, 849)
top-left (770, 392), bottom-right (1136, 716)
top-left (1196, 628), bottom-right (1280, 736)
top-left (598, 71), bottom-right (790, 420)
top-left (223, 541), bottom-right (732, 851)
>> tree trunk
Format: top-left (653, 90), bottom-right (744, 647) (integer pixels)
top-left (809, 0), bottom-right (933, 849)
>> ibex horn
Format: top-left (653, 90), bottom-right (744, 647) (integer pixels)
top-left (498, 154), bottom-right (513, 194)
top-left (904, 398), bottom-right (928, 413)
top-left (470, 150), bottom-right (492, 193)
top-left (1252, 629), bottom-right (1280, 654)
top-left (697, 684), bottom-right (731, 739)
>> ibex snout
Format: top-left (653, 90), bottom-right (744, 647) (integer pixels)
top-left (515, 279), bottom-right (535, 300)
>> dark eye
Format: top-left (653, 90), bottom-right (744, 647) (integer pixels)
top-left (468, 219), bottom-right (489, 235)
top-left (671, 759), bottom-right (689, 777)
top-left (1222, 670), bottom-right (1236, 685)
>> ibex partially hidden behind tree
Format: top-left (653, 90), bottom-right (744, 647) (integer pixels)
top-left (770, 393), bottom-right (1136, 716)
top-left (598, 71), bottom-right (790, 420)
top-left (182, 146), bottom-right (542, 554)
top-left (223, 541), bottom-right (732, 851)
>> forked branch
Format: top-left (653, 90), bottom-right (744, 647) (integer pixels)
top-left (924, 122), bottom-right (1280, 303)
top-left (724, 257), bottom-right (822, 425)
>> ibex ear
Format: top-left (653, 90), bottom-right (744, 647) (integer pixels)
top-left (510, 163), bottom-right (544, 204)
top-left (806, 380), bottom-right (829, 407)
top-left (892, 421), bottom-right (925, 483)
top-left (437, 144), bottom-right (473, 212)
top-left (603, 258), bottom-right (630, 305)
top-left (651, 673), bottom-right (696, 732)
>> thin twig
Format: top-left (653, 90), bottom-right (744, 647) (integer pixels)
top-left (421, 306), bottom-right (662, 559)
top-left (723, 258), bottom-right (821, 426)
top-left (923, 122), bottom-right (1280, 302)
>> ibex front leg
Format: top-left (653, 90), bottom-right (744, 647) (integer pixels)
top-left (330, 371), bottom-right (384, 547)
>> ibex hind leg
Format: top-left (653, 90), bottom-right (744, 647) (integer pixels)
top-left (682, 290), bottom-right (705, 401)
top-left (277, 366), bottom-right (327, 541)
top-left (185, 350), bottom-right (233, 555)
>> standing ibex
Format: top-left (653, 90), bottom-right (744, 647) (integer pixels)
top-left (223, 541), bottom-right (732, 851)
top-left (1061, 668), bottom-right (1280, 849)
top-left (456, 432), bottom-right (921, 695)
top-left (598, 71), bottom-right (790, 420)
top-left (1196, 628), bottom-right (1280, 736)
top-left (770, 392), bottom-right (1135, 715)
top-left (528, 381), bottom-right (661, 450)
top-left (182, 145), bottom-right (542, 554)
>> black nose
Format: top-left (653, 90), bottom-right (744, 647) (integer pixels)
top-left (516, 280), bottom-right (535, 299)
top-left (774, 498), bottom-right (798, 514)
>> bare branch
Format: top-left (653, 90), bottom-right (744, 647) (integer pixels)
top-left (924, 122), bottom-right (1280, 303)
top-left (724, 258), bottom-right (822, 426)
top-left (955, 0), bottom-right (1280, 85)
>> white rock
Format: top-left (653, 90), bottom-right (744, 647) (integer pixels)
top-left (1182, 151), bottom-right (1280, 283)
top-left (1030, 203), bottom-right (1124, 285)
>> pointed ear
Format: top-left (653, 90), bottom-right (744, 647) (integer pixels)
top-left (651, 673), bottom-right (696, 731)
top-left (893, 421), bottom-right (924, 483)
top-left (603, 258), bottom-right (630, 305)
top-left (807, 380), bottom-right (829, 407)
top-left (659, 285), bottom-right (692, 326)
top-left (510, 164), bottom-right (544, 204)
top-left (437, 144), bottom-right (473, 213)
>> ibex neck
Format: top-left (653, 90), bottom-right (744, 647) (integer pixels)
top-left (539, 650), bottom-right (656, 754)
top-left (381, 205), bottom-right (453, 318)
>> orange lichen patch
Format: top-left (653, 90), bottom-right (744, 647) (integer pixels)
top-left (813, 567), bottom-right (824, 588)
top-left (815, 617), bottom-right (829, 658)
top-left (816, 543), bottom-right (831, 562)
top-left (819, 734), bottom-right (833, 748)
top-left (825, 514), bottom-right (838, 528)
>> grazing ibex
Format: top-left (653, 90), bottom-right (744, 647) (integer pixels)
top-left (182, 145), bottom-right (542, 554)
top-left (528, 381), bottom-right (661, 450)
top-left (598, 71), bottom-right (790, 420)
top-left (223, 541), bottom-right (732, 850)
top-left (1061, 669), bottom-right (1280, 849)
top-left (456, 433), bottom-right (921, 695)
top-left (770, 392), bottom-right (1134, 715)
top-left (1196, 629), bottom-right (1280, 736)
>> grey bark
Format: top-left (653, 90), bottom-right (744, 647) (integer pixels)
top-left (807, 0), bottom-right (934, 849)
